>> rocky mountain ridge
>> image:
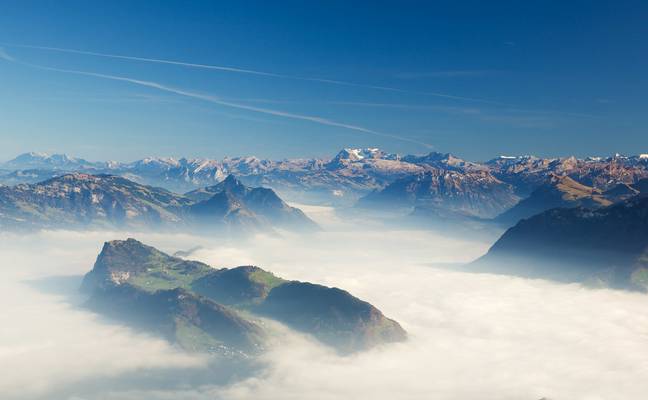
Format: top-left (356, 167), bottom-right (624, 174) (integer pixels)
top-left (0, 173), bottom-right (316, 233)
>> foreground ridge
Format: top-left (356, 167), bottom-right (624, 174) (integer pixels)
top-left (81, 238), bottom-right (407, 356)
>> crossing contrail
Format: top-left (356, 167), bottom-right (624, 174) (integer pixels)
top-left (0, 43), bottom-right (506, 105)
top-left (2, 53), bottom-right (433, 148)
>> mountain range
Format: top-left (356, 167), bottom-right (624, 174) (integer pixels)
top-left (2, 149), bottom-right (647, 225)
top-left (357, 169), bottom-right (519, 218)
top-left (486, 154), bottom-right (648, 195)
top-left (82, 238), bottom-right (407, 356)
top-left (0, 173), bottom-right (316, 233)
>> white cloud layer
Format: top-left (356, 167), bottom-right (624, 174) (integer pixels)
top-left (0, 232), bottom-right (208, 399)
top-left (2, 209), bottom-right (648, 399)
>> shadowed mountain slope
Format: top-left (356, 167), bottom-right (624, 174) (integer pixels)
top-left (495, 174), bottom-right (613, 226)
top-left (474, 196), bottom-right (648, 290)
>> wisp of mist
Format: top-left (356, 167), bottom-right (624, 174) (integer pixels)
top-left (2, 205), bottom-right (648, 400)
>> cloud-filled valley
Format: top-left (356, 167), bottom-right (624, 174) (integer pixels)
top-left (3, 207), bottom-right (648, 400)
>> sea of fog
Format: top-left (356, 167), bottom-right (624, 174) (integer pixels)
top-left (2, 205), bottom-right (648, 399)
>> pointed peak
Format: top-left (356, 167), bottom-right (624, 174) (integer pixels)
top-left (333, 148), bottom-right (388, 161)
top-left (223, 174), bottom-right (240, 184)
top-left (205, 174), bottom-right (249, 196)
top-left (218, 174), bottom-right (246, 190)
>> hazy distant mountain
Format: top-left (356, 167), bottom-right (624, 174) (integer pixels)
top-left (323, 148), bottom-right (421, 177)
top-left (82, 239), bottom-right (406, 355)
top-left (116, 156), bottom-right (281, 193)
top-left (473, 196), bottom-right (648, 290)
top-left (0, 149), bottom-right (416, 203)
top-left (0, 173), bottom-right (316, 233)
top-left (1, 152), bottom-right (104, 171)
top-left (325, 147), bottom-right (398, 167)
top-left (402, 151), bottom-right (487, 172)
top-left (253, 148), bottom-right (424, 204)
top-left (0, 169), bottom-right (63, 186)
top-left (358, 169), bottom-right (520, 218)
top-left (0, 173), bottom-right (190, 230)
top-left (185, 175), bottom-right (319, 232)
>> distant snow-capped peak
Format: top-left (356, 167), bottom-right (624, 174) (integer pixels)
top-left (2, 152), bottom-right (92, 170)
top-left (333, 148), bottom-right (396, 162)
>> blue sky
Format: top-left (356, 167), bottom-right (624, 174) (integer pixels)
top-left (0, 0), bottom-right (646, 162)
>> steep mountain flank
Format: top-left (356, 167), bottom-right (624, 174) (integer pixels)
top-left (474, 197), bottom-right (648, 290)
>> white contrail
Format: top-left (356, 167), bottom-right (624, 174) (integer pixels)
top-left (1, 43), bottom-right (505, 105)
top-left (0, 47), bottom-right (14, 61)
top-left (7, 55), bottom-right (433, 148)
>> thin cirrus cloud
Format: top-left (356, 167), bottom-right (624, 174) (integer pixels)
top-left (217, 98), bottom-right (483, 115)
top-left (325, 101), bottom-right (482, 115)
top-left (394, 70), bottom-right (495, 79)
top-left (230, 99), bottom-right (598, 122)
top-left (0, 43), bottom-right (506, 106)
top-left (0, 51), bottom-right (433, 148)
